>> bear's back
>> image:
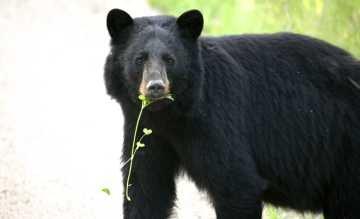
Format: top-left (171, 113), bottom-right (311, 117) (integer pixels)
top-left (200, 32), bottom-right (360, 103)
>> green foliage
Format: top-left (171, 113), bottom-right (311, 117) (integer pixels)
top-left (101, 188), bottom-right (111, 195)
top-left (265, 206), bottom-right (280, 219)
top-left (149, 0), bottom-right (360, 58)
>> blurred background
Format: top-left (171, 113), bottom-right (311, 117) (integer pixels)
top-left (0, 0), bottom-right (358, 218)
top-left (151, 0), bottom-right (360, 57)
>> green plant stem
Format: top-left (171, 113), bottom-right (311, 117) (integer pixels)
top-left (137, 133), bottom-right (146, 144)
top-left (121, 134), bottom-right (147, 170)
top-left (125, 102), bottom-right (146, 201)
top-left (125, 94), bottom-right (173, 202)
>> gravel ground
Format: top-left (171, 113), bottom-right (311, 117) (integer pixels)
top-left (0, 1), bottom-right (322, 218)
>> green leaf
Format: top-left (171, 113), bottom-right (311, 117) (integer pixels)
top-left (136, 142), bottom-right (145, 148)
top-left (138, 94), bottom-right (146, 101)
top-left (143, 128), bottom-right (153, 135)
top-left (166, 94), bottom-right (174, 101)
top-left (101, 188), bottom-right (111, 195)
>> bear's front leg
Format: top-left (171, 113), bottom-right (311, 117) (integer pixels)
top-left (122, 130), bottom-right (179, 219)
top-left (207, 153), bottom-right (267, 219)
top-left (215, 200), bottom-right (263, 219)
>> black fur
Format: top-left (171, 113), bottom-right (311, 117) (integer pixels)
top-left (104, 9), bottom-right (360, 219)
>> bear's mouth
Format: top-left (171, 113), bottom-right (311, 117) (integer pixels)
top-left (143, 93), bottom-right (174, 111)
top-left (146, 93), bottom-right (170, 102)
top-left (146, 97), bottom-right (173, 111)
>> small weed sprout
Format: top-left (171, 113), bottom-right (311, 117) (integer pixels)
top-left (101, 188), bottom-right (111, 195)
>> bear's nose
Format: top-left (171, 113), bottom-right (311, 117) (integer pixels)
top-left (146, 80), bottom-right (165, 99)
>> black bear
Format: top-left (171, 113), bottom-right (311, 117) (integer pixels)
top-left (104, 8), bottom-right (360, 219)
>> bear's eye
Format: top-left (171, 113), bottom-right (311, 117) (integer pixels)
top-left (134, 55), bottom-right (147, 65)
top-left (162, 55), bottom-right (175, 66)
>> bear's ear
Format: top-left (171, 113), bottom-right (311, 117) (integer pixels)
top-left (107, 9), bottom-right (133, 39)
top-left (177, 9), bottom-right (203, 40)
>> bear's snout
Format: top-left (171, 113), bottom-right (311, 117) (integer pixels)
top-left (146, 80), bottom-right (166, 99)
top-left (139, 60), bottom-right (170, 100)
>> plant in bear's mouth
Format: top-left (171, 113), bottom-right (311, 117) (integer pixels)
top-left (125, 94), bottom-right (174, 201)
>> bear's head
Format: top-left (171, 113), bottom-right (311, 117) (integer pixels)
top-left (104, 9), bottom-right (204, 112)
